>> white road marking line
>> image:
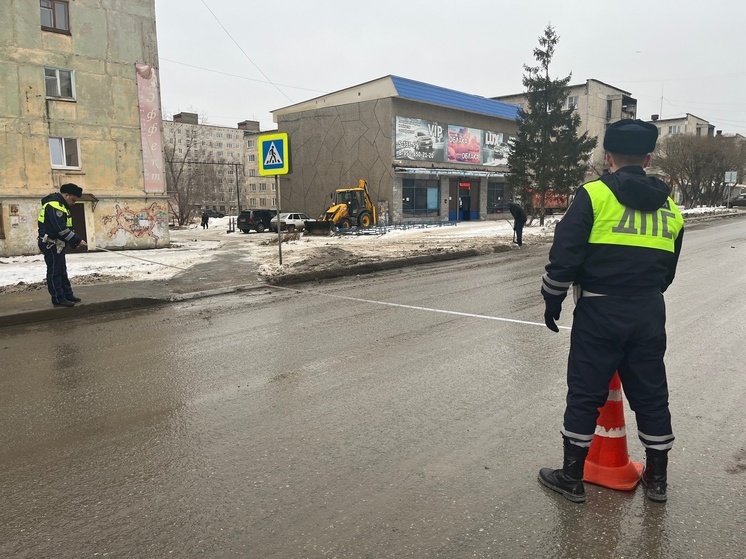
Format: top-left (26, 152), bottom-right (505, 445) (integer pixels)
top-left (272, 285), bottom-right (570, 330)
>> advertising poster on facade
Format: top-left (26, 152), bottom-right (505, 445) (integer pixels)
top-left (395, 116), bottom-right (446, 161)
top-left (482, 130), bottom-right (512, 166)
top-left (447, 125), bottom-right (482, 165)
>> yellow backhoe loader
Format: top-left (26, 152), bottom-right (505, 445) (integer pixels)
top-left (304, 179), bottom-right (377, 236)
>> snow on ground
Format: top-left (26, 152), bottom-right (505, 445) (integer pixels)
top-left (0, 207), bottom-right (737, 289)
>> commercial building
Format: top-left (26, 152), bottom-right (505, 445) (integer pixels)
top-left (0, 0), bottom-right (169, 256)
top-left (494, 79), bottom-right (637, 176)
top-left (272, 76), bottom-right (520, 223)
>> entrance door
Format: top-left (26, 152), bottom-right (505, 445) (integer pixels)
top-left (69, 203), bottom-right (88, 243)
top-left (460, 196), bottom-right (471, 221)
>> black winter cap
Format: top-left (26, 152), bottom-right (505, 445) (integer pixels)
top-left (60, 183), bottom-right (83, 197)
top-left (603, 119), bottom-right (659, 155)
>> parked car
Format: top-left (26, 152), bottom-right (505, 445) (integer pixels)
top-left (202, 209), bottom-right (225, 218)
top-left (236, 209), bottom-right (277, 233)
top-left (726, 193), bottom-right (746, 208)
top-left (269, 212), bottom-right (313, 232)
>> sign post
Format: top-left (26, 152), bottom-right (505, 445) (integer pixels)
top-left (258, 133), bottom-right (291, 265)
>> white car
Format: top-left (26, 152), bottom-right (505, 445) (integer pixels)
top-left (269, 212), bottom-right (313, 232)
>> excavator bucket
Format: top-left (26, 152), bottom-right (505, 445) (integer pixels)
top-left (304, 220), bottom-right (335, 236)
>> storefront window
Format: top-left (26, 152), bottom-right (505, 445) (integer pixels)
top-left (487, 181), bottom-right (508, 214)
top-left (403, 179), bottom-right (440, 218)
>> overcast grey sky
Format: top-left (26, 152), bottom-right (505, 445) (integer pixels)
top-left (154, 0), bottom-right (746, 136)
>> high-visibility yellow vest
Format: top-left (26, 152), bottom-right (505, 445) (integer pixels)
top-left (583, 180), bottom-right (683, 252)
top-left (38, 200), bottom-right (73, 228)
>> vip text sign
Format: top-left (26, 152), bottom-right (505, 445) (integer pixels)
top-left (258, 133), bottom-right (290, 176)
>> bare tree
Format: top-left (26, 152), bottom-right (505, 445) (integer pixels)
top-left (655, 135), bottom-right (745, 207)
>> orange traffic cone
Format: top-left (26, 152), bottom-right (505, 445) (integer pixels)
top-left (583, 372), bottom-right (643, 490)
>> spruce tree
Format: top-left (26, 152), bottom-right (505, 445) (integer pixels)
top-left (507, 25), bottom-right (596, 225)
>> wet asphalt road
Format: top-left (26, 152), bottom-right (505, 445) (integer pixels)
top-left (1, 219), bottom-right (745, 558)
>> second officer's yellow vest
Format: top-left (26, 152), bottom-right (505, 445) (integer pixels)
top-left (38, 200), bottom-right (73, 228)
top-left (583, 180), bottom-right (683, 252)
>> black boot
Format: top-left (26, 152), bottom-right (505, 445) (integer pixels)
top-left (641, 449), bottom-right (668, 502)
top-left (538, 441), bottom-right (589, 503)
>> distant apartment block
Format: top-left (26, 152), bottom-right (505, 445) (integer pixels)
top-left (648, 113), bottom-right (715, 139)
top-left (162, 114), bottom-right (275, 213)
top-left (494, 79), bottom-right (637, 175)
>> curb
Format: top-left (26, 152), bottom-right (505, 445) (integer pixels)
top-left (265, 247), bottom-right (502, 285)
top-left (0, 297), bottom-right (167, 329)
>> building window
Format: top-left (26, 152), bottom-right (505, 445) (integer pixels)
top-left (247, 139), bottom-right (255, 148)
top-left (668, 125), bottom-right (681, 135)
top-left (250, 184), bottom-right (257, 191)
top-left (44, 68), bottom-right (75, 99)
top-left (40, 0), bottom-right (70, 33)
top-left (248, 169), bottom-right (256, 177)
top-left (260, 198), bottom-right (267, 206)
top-left (402, 179), bottom-right (440, 218)
top-left (271, 197), bottom-right (277, 206)
top-left (271, 183), bottom-right (276, 191)
top-left (566, 95), bottom-right (579, 110)
top-left (247, 154), bottom-right (255, 162)
top-left (487, 182), bottom-right (507, 214)
top-left (259, 183), bottom-right (267, 191)
top-left (227, 133), bottom-right (233, 139)
top-left (249, 197), bottom-right (257, 206)
top-left (49, 137), bottom-right (80, 168)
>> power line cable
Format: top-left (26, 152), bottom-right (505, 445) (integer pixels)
top-left (199, 0), bottom-right (294, 103)
top-left (159, 57), bottom-right (328, 94)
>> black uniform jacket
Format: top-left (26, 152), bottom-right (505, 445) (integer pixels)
top-left (38, 193), bottom-right (82, 248)
top-left (542, 166), bottom-right (684, 302)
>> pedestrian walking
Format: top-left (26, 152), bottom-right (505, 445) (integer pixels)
top-left (201, 211), bottom-right (209, 229)
top-left (538, 119), bottom-right (685, 503)
top-left (508, 202), bottom-right (527, 246)
top-left (37, 183), bottom-right (88, 307)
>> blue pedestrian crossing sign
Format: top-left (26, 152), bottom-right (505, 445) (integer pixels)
top-left (258, 132), bottom-right (290, 176)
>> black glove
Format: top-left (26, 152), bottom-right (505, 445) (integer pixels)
top-left (544, 299), bottom-right (562, 332)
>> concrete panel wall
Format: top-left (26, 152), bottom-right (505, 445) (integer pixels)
top-left (1, 0), bottom-right (167, 255)
top-left (278, 99), bottom-right (396, 218)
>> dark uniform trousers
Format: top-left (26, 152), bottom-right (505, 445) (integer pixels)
top-left (39, 241), bottom-right (74, 303)
top-left (564, 291), bottom-right (673, 448)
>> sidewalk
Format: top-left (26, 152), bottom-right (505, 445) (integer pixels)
top-left (0, 223), bottom-right (511, 328)
top-left (1, 209), bottom-right (741, 329)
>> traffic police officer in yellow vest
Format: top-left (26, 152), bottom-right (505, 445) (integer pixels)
top-left (538, 119), bottom-right (684, 503)
top-left (38, 183), bottom-right (88, 307)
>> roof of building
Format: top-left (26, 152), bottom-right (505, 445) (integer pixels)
top-left (273, 75), bottom-right (519, 121)
top-left (389, 76), bottom-right (519, 120)
top-left (494, 78), bottom-right (632, 100)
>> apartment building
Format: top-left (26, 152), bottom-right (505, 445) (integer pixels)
top-left (162, 114), bottom-right (276, 214)
top-left (0, 0), bottom-right (168, 256)
top-left (494, 79), bottom-right (637, 175)
top-left (649, 113), bottom-right (715, 139)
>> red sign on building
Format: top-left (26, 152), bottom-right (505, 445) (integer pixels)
top-left (135, 63), bottom-right (165, 194)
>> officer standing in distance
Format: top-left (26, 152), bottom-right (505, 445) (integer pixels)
top-left (538, 119), bottom-right (684, 504)
top-left (38, 183), bottom-right (88, 307)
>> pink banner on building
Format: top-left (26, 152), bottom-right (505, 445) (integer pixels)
top-left (136, 63), bottom-right (166, 194)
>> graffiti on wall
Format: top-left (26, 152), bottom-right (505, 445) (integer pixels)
top-left (102, 202), bottom-right (168, 241)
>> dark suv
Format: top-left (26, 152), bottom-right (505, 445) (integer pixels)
top-left (237, 209), bottom-right (277, 233)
